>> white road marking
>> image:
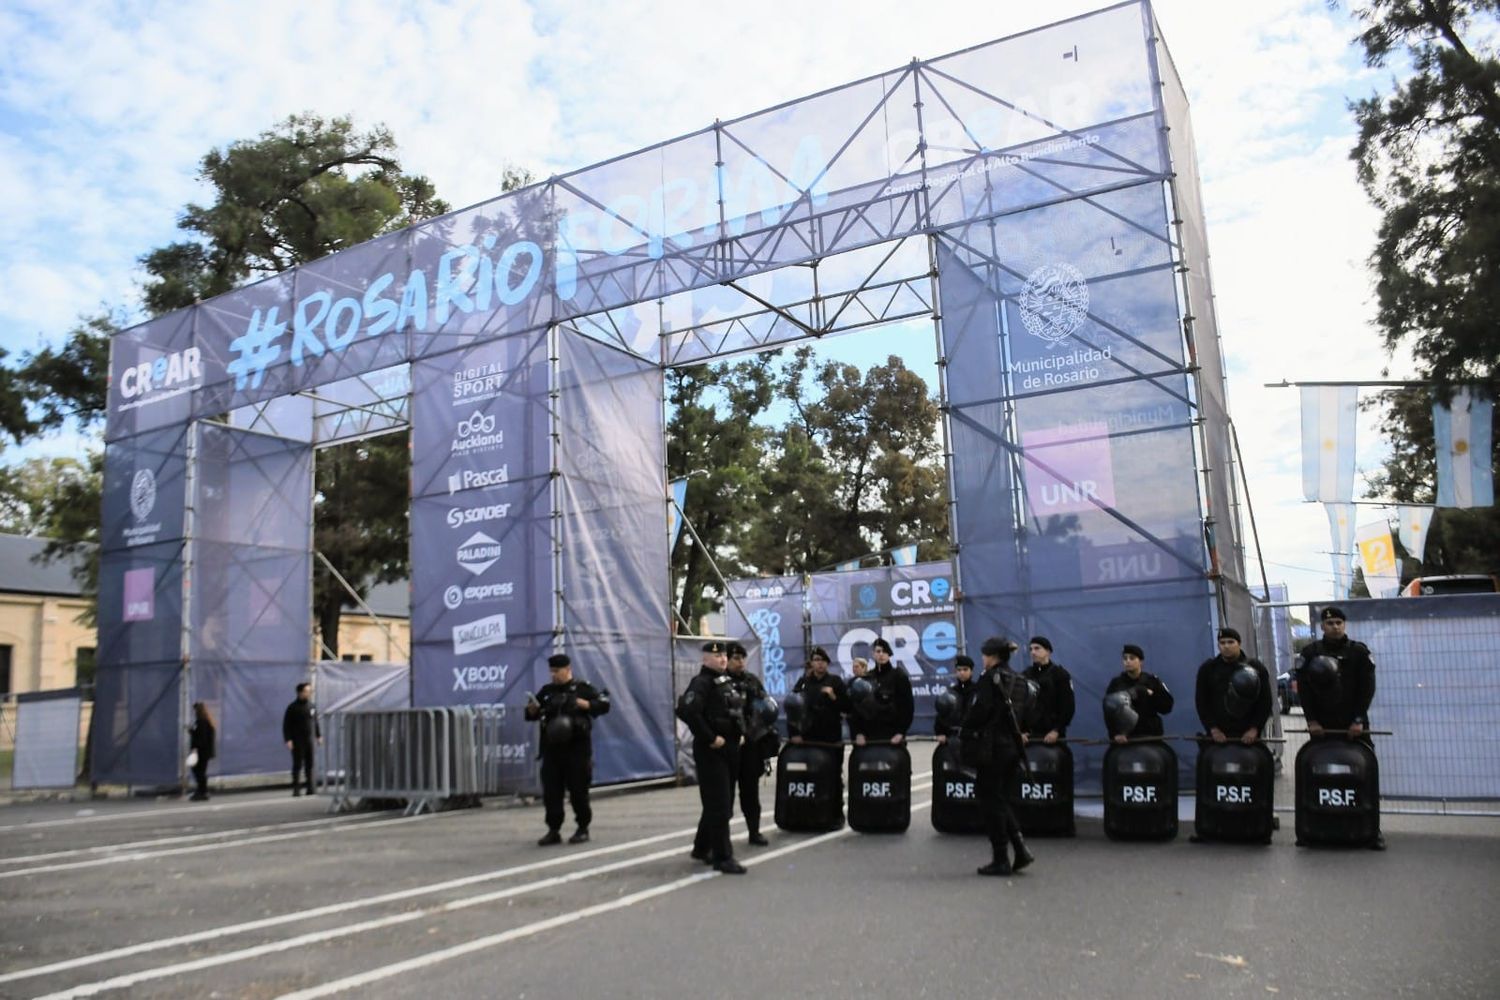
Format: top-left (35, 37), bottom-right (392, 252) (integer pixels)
top-left (0, 793), bottom-right (321, 832)
top-left (0, 813), bottom-right (389, 865)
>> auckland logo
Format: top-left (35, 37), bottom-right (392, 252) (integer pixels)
top-left (456, 532), bottom-right (502, 576)
top-left (1019, 262), bottom-right (1089, 346)
top-left (129, 469), bottom-right (156, 522)
top-left (452, 411), bottom-right (504, 455)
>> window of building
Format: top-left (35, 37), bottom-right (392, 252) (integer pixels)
top-left (0, 644), bottom-right (12, 697)
top-left (341, 654), bottom-right (355, 662)
top-left (359, 654), bottom-right (373, 662)
top-left (75, 647), bottom-right (96, 692)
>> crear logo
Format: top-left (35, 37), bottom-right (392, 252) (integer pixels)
top-left (456, 532), bottom-right (502, 576)
top-left (1019, 262), bottom-right (1089, 346)
top-left (891, 576), bottom-right (953, 612)
top-left (119, 348), bottom-right (203, 401)
top-left (444, 581), bottom-right (515, 609)
top-left (452, 613), bottom-right (507, 655)
top-left (129, 469), bottom-right (157, 522)
top-left (448, 465), bottom-right (509, 495)
top-left (452, 662), bottom-right (509, 692)
top-left (447, 501), bottom-right (512, 529)
top-left (452, 411), bottom-right (504, 455)
top-left (743, 584), bottom-right (786, 601)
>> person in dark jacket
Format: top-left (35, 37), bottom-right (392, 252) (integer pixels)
top-left (1195, 628), bottom-right (1273, 744)
top-left (790, 648), bottom-right (848, 746)
top-left (677, 641), bottom-right (747, 875)
top-left (850, 638), bottom-right (914, 746)
top-left (1022, 636), bottom-right (1076, 745)
top-left (282, 682), bottom-right (321, 796)
top-left (1104, 644), bottom-right (1175, 741)
top-left (935, 656), bottom-right (976, 743)
top-left (188, 701), bottom-right (216, 801)
top-left (526, 653), bottom-right (611, 846)
top-left (961, 637), bottom-right (1033, 876)
top-left (726, 641), bottom-right (771, 847)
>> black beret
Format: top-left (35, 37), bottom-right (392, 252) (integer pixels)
top-left (726, 641), bottom-right (748, 657)
top-left (701, 640), bottom-right (725, 654)
top-left (871, 637), bottom-right (893, 654)
top-left (546, 654), bottom-right (571, 669)
top-left (1217, 627), bottom-right (1241, 643)
top-left (954, 655), bottom-right (974, 668)
top-left (1121, 644), bottom-right (1145, 660)
top-left (808, 647), bottom-right (830, 663)
top-left (980, 636), bottom-right (1016, 657)
top-left (1029, 635), bottom-right (1052, 652)
top-left (1320, 606), bottom-right (1346, 622)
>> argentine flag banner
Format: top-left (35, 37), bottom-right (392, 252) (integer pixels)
top-left (1396, 505), bottom-right (1434, 563)
top-left (1433, 389), bottom-right (1494, 508)
top-left (1301, 386), bottom-right (1359, 502)
top-left (1326, 502), bottom-right (1356, 599)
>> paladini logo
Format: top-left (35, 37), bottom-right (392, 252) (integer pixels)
top-left (1018, 262), bottom-right (1089, 346)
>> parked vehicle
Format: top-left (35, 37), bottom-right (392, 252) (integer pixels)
top-left (1401, 574), bottom-right (1499, 597)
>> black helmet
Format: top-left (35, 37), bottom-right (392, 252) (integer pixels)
top-left (751, 696), bottom-right (779, 728)
top-left (544, 713), bottom-right (575, 746)
top-left (934, 689), bottom-right (959, 725)
top-left (1103, 690), bottom-right (1138, 737)
top-left (848, 676), bottom-right (876, 718)
top-left (1223, 664), bottom-right (1262, 718)
top-left (782, 691), bottom-right (806, 728)
top-left (1306, 655), bottom-right (1340, 691)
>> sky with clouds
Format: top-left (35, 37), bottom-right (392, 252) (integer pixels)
top-left (0, 0), bottom-right (1423, 606)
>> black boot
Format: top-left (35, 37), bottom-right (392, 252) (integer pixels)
top-left (1009, 831), bottom-right (1034, 872)
top-left (977, 843), bottom-right (1012, 877)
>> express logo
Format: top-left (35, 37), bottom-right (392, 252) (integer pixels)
top-left (456, 532), bottom-right (502, 576)
top-left (1019, 262), bottom-right (1089, 346)
top-left (443, 585), bottom-right (464, 610)
top-left (129, 469), bottom-right (157, 522)
top-left (444, 581), bottom-right (515, 609)
top-left (452, 411), bottom-right (504, 455)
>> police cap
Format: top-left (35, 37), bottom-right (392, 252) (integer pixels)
top-left (546, 654), bottom-right (571, 669)
top-left (701, 640), bottom-right (725, 654)
top-left (1320, 606), bottom-right (1346, 622)
top-left (726, 641), bottom-right (748, 657)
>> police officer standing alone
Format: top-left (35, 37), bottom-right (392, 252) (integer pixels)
top-left (526, 653), bottom-right (611, 846)
top-left (1296, 605), bottom-right (1383, 849)
top-left (726, 641), bottom-right (771, 847)
top-left (1104, 644), bottom-right (1174, 741)
top-left (1022, 636), bottom-right (1076, 746)
top-left (851, 638), bottom-right (914, 746)
top-left (1195, 628), bottom-right (1273, 745)
top-left (677, 641), bottom-right (747, 874)
top-left (961, 637), bottom-right (1034, 876)
top-left (282, 682), bottom-right (321, 797)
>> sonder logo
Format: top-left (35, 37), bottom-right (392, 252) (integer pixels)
top-left (452, 411), bottom-right (504, 455)
top-left (448, 465), bottom-right (509, 495)
top-left (453, 614), bottom-right (507, 655)
top-left (447, 501), bottom-right (512, 529)
top-left (456, 532), bottom-right (502, 576)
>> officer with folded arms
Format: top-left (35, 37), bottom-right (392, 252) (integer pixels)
top-left (526, 653), bottom-right (610, 846)
top-left (1104, 644), bottom-right (1174, 742)
top-left (1195, 627), bottom-right (1272, 745)
top-left (727, 641), bottom-right (772, 847)
top-left (677, 641), bottom-right (747, 874)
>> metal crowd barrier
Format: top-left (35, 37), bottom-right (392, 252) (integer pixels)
top-left (320, 706), bottom-right (530, 814)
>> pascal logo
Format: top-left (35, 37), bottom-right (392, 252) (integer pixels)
top-left (1019, 262), bottom-right (1089, 346)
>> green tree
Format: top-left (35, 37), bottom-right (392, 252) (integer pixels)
top-left (0, 456), bottom-right (94, 536)
top-left (1348, 0), bottom-right (1500, 397)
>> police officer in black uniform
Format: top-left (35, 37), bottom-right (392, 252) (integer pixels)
top-left (1021, 636), bottom-right (1076, 746)
top-left (1195, 627), bottom-right (1273, 745)
top-left (1296, 605), bottom-right (1383, 849)
top-left (726, 641), bottom-right (771, 847)
top-left (791, 647), bottom-right (848, 746)
top-left (934, 655), bottom-right (976, 743)
top-left (677, 641), bottom-right (747, 874)
top-left (850, 637), bottom-right (914, 746)
top-left (525, 653), bottom-right (611, 846)
top-left (1104, 643), bottom-right (1175, 741)
top-left (282, 682), bottom-right (321, 796)
top-left (961, 637), bottom-right (1033, 876)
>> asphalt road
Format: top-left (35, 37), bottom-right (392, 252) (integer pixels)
top-left (1, 755), bottom-right (1497, 1000)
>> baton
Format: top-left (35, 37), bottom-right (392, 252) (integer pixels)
top-left (1284, 729), bottom-right (1391, 736)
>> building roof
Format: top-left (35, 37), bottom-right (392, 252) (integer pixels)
top-left (353, 579), bottom-right (409, 620)
top-left (0, 534), bottom-right (90, 597)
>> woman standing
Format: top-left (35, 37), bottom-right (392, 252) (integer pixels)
top-left (188, 702), bottom-right (217, 801)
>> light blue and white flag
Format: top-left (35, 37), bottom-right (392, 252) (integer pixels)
top-left (1396, 504), bottom-right (1435, 563)
top-left (890, 543), bottom-right (918, 566)
top-left (834, 558), bottom-right (861, 573)
top-left (1433, 389), bottom-right (1494, 508)
top-left (668, 477), bottom-right (689, 550)
top-left (1326, 502), bottom-right (1356, 599)
top-left (1301, 386), bottom-right (1359, 502)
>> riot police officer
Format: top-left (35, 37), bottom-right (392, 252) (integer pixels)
top-left (727, 641), bottom-right (771, 847)
top-left (1195, 627), bottom-right (1273, 745)
top-left (1296, 605), bottom-right (1383, 849)
top-left (1022, 636), bottom-right (1076, 745)
top-left (935, 655), bottom-right (976, 743)
top-left (677, 641), bottom-right (747, 874)
top-left (961, 636), bottom-right (1033, 876)
top-left (525, 653), bottom-right (611, 846)
top-left (1104, 644), bottom-right (1175, 741)
top-left (850, 637), bottom-right (914, 746)
top-left (790, 647), bottom-right (848, 746)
